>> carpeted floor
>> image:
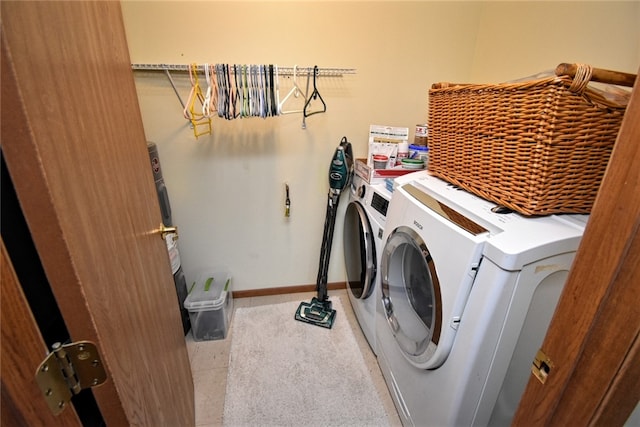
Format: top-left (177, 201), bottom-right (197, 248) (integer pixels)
top-left (222, 297), bottom-right (391, 426)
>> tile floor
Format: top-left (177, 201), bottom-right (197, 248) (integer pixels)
top-left (185, 289), bottom-right (402, 427)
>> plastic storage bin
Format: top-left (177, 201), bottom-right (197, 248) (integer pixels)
top-left (184, 272), bottom-right (233, 341)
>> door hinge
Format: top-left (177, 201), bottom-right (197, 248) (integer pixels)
top-left (35, 341), bottom-right (107, 415)
top-left (532, 348), bottom-right (554, 384)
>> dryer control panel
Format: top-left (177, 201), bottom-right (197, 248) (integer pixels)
top-left (371, 192), bottom-right (389, 217)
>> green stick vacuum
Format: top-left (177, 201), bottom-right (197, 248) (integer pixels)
top-left (295, 136), bottom-right (354, 328)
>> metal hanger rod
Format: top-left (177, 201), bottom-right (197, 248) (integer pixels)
top-left (131, 64), bottom-right (356, 77)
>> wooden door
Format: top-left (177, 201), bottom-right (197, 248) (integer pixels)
top-left (513, 74), bottom-right (640, 424)
top-left (1, 239), bottom-right (83, 427)
top-left (1, 2), bottom-right (195, 426)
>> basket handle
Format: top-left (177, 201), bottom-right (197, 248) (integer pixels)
top-left (431, 82), bottom-right (474, 89)
top-left (555, 63), bottom-right (636, 88)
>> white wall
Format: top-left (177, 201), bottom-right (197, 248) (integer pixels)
top-left (121, 1), bottom-right (639, 292)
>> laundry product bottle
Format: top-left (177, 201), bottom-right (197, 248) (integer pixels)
top-left (396, 141), bottom-right (409, 165)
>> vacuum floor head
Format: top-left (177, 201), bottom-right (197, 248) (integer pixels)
top-left (294, 297), bottom-right (336, 329)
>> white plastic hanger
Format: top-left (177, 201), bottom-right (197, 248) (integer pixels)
top-left (278, 65), bottom-right (307, 115)
top-left (202, 64), bottom-right (217, 118)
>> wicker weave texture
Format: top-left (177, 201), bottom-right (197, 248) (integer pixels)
top-left (428, 76), bottom-right (626, 216)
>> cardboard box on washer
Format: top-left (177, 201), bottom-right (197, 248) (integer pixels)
top-left (355, 158), bottom-right (415, 184)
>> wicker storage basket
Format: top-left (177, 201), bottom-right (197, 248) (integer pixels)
top-left (428, 63), bottom-right (635, 216)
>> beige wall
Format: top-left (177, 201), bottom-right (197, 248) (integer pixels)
top-left (121, 1), bottom-right (639, 292)
top-left (470, 2), bottom-right (639, 82)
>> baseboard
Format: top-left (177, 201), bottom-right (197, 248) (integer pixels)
top-left (232, 282), bottom-right (346, 299)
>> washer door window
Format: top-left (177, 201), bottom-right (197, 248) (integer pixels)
top-left (343, 201), bottom-right (376, 299)
top-left (381, 225), bottom-right (443, 369)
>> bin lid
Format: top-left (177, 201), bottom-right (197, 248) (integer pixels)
top-left (184, 273), bottom-right (231, 311)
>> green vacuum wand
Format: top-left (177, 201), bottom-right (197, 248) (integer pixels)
top-left (295, 136), bottom-right (353, 328)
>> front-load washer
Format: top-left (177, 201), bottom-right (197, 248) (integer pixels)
top-left (343, 173), bottom-right (391, 355)
top-left (376, 171), bottom-right (588, 427)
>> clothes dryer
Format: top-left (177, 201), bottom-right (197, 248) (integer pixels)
top-left (376, 171), bottom-right (588, 426)
top-left (343, 174), bottom-right (391, 354)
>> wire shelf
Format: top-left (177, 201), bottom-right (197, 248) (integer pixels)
top-left (131, 64), bottom-right (356, 77)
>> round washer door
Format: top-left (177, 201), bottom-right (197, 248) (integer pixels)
top-left (381, 225), bottom-right (443, 369)
top-left (343, 201), bottom-right (376, 299)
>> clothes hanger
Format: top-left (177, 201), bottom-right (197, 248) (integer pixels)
top-left (249, 65), bottom-right (257, 117)
top-left (266, 64), bottom-right (275, 117)
top-left (202, 64), bottom-right (218, 118)
top-left (234, 65), bottom-right (243, 118)
top-left (183, 63), bottom-right (198, 120)
top-left (215, 64), bottom-right (226, 118)
top-left (268, 65), bottom-right (277, 117)
top-left (225, 64), bottom-right (232, 119)
top-left (183, 63), bottom-right (211, 138)
top-left (257, 65), bottom-right (263, 117)
top-left (224, 64), bottom-right (235, 120)
top-left (262, 64), bottom-right (269, 118)
top-left (242, 65), bottom-right (250, 118)
top-left (272, 65), bottom-right (280, 116)
top-left (303, 65), bottom-right (327, 118)
top-left (259, 64), bottom-right (267, 118)
top-left (279, 65), bottom-right (307, 115)
top-left (301, 67), bottom-right (312, 129)
top-left (236, 64), bottom-right (246, 119)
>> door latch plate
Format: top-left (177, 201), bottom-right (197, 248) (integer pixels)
top-left (532, 348), bottom-right (554, 384)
